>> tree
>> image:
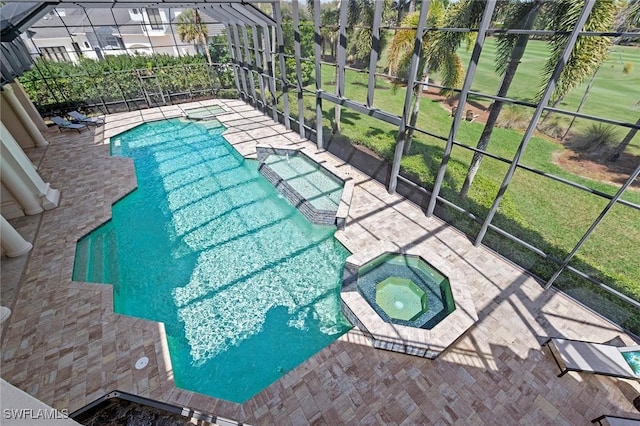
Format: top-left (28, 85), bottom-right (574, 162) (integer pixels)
top-left (388, 0), bottom-right (447, 154)
top-left (345, 0), bottom-right (393, 67)
top-left (209, 32), bottom-right (231, 64)
top-left (423, 0), bottom-right (615, 199)
top-left (309, 0), bottom-right (391, 133)
top-left (459, 0), bottom-right (543, 198)
top-left (608, 116), bottom-right (640, 162)
top-left (176, 9), bottom-right (213, 65)
top-left (615, 0), bottom-right (640, 44)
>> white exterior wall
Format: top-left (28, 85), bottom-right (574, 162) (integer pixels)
top-left (121, 34), bottom-right (201, 57)
top-left (30, 35), bottom-right (110, 62)
top-left (30, 37), bottom-right (80, 63)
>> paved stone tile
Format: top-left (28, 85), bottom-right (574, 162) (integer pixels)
top-left (1, 99), bottom-right (639, 425)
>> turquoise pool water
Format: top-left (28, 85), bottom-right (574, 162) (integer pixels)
top-left (78, 118), bottom-right (351, 403)
top-left (622, 350), bottom-right (640, 376)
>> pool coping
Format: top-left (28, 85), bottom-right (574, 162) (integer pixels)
top-left (340, 240), bottom-right (478, 359)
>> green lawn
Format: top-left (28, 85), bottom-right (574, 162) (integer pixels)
top-left (282, 62), bottom-right (640, 328)
top-left (454, 38), bottom-right (640, 155)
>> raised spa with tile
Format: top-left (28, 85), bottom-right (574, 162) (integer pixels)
top-left (341, 246), bottom-right (477, 358)
top-left (256, 146), bottom-right (353, 229)
top-left (357, 253), bottom-right (455, 328)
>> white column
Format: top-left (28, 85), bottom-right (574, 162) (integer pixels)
top-left (1, 84), bottom-right (48, 147)
top-left (0, 157), bottom-right (43, 215)
top-left (10, 81), bottom-right (47, 132)
top-left (0, 215), bottom-right (33, 257)
top-left (0, 306), bottom-right (11, 323)
top-left (0, 122), bottom-right (60, 213)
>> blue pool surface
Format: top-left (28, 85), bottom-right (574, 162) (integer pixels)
top-left (77, 118), bottom-right (351, 403)
top-left (622, 350), bottom-right (640, 376)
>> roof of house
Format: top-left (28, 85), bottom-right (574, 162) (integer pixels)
top-left (27, 7), bottom-right (223, 39)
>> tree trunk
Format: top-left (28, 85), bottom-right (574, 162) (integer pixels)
top-left (460, 5), bottom-right (540, 199)
top-left (409, 0), bottom-right (416, 13)
top-left (561, 63), bottom-right (601, 141)
top-left (404, 72), bottom-right (429, 155)
top-left (539, 94), bottom-right (565, 125)
top-left (396, 0), bottom-right (405, 27)
top-left (608, 117), bottom-right (640, 162)
top-left (203, 38), bottom-right (213, 65)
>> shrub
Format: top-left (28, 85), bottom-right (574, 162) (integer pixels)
top-left (285, 57), bottom-right (314, 87)
top-left (496, 105), bottom-right (530, 130)
top-left (572, 123), bottom-right (619, 151)
top-left (19, 54), bottom-right (231, 114)
top-left (623, 62), bottom-right (633, 74)
top-left (537, 115), bottom-right (568, 139)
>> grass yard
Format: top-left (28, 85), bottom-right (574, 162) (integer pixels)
top-left (277, 61), bottom-right (640, 327)
top-left (454, 38), bottom-right (640, 155)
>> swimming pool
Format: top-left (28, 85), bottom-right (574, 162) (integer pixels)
top-left (78, 118), bottom-right (351, 403)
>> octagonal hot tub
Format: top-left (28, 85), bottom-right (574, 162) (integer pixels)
top-left (340, 244), bottom-right (478, 358)
top-left (357, 253), bottom-right (455, 329)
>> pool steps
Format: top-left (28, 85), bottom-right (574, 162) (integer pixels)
top-left (72, 223), bottom-right (118, 284)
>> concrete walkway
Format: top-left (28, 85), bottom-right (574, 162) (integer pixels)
top-left (1, 99), bottom-right (639, 425)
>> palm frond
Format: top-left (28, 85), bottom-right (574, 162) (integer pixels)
top-left (439, 53), bottom-right (465, 96)
top-left (389, 11), bottom-right (421, 74)
top-left (537, 0), bottom-right (615, 102)
top-left (427, 0), bottom-right (491, 88)
top-left (495, 1), bottom-right (541, 76)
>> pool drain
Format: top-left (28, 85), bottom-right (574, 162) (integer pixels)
top-left (135, 357), bottom-right (149, 370)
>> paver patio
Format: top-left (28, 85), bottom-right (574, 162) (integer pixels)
top-left (1, 99), bottom-right (639, 425)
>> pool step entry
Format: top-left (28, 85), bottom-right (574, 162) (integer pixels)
top-left (183, 105), bottom-right (226, 121)
top-left (72, 221), bottom-right (119, 284)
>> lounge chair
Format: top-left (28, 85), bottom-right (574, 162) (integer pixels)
top-left (68, 111), bottom-right (104, 126)
top-left (465, 109), bottom-right (479, 122)
top-left (543, 337), bottom-right (640, 380)
top-left (592, 415), bottom-right (640, 425)
top-left (52, 116), bottom-right (88, 133)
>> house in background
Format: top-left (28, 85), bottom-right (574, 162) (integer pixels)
top-left (22, 7), bottom-right (224, 63)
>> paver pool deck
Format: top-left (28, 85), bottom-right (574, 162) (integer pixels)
top-left (1, 99), bottom-right (639, 425)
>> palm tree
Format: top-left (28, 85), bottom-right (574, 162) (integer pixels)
top-left (176, 9), bottom-right (213, 65)
top-left (346, 0), bottom-right (394, 67)
top-left (608, 116), bottom-right (640, 162)
top-left (388, 0), bottom-right (615, 198)
top-left (310, 0), bottom-right (391, 133)
top-left (458, 0), bottom-right (615, 199)
top-left (459, 0), bottom-right (544, 198)
top-left (388, 0), bottom-right (447, 154)
top-left (429, 0), bottom-right (614, 199)
top-left (320, 4), bottom-right (339, 59)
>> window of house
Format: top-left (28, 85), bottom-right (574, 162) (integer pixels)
top-left (96, 33), bottom-right (124, 50)
top-left (40, 46), bottom-right (69, 62)
top-left (84, 41), bottom-right (90, 49)
top-left (146, 8), bottom-right (163, 30)
top-left (132, 8), bottom-right (140, 14)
